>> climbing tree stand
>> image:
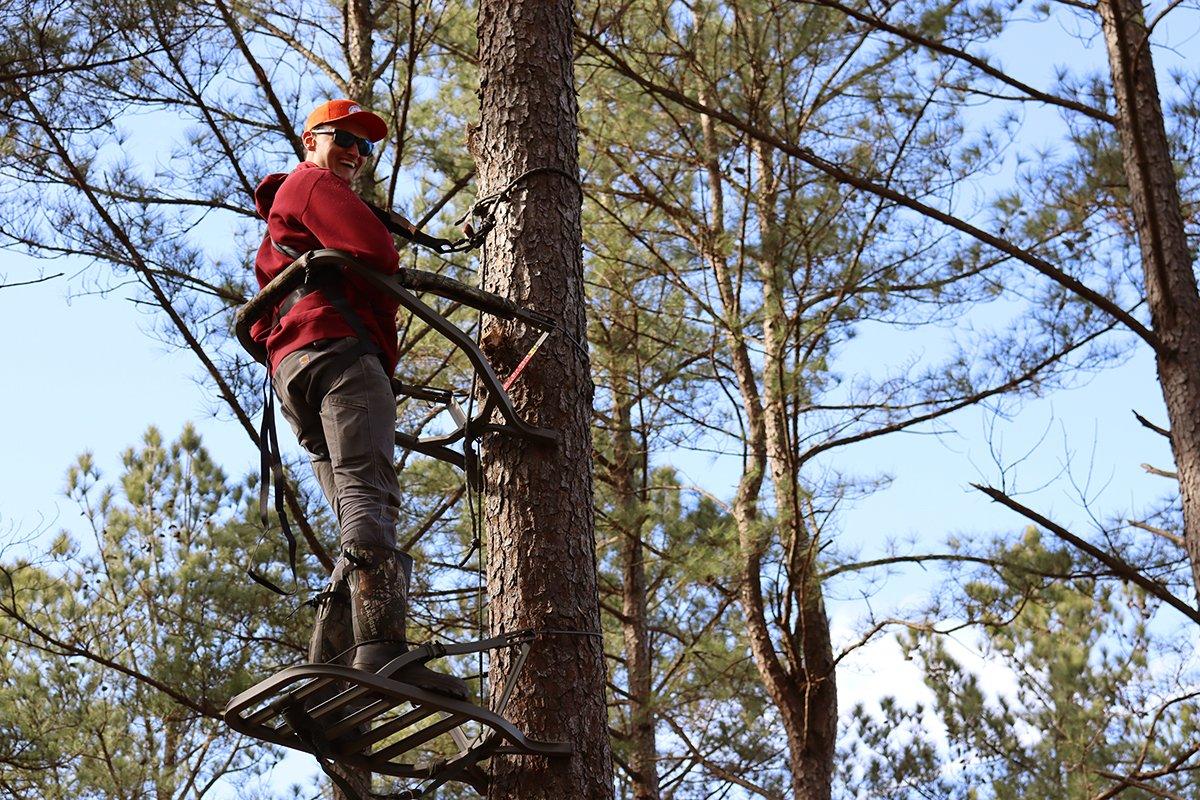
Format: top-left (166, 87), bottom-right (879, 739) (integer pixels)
top-left (229, 247), bottom-right (569, 798)
top-left (236, 247), bottom-right (559, 474)
top-left (224, 632), bottom-right (570, 799)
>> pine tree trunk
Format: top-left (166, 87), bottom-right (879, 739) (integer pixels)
top-left (345, 0), bottom-right (374, 100)
top-left (754, 137), bottom-right (837, 800)
top-left (699, 95), bottom-right (836, 800)
top-left (612, 385), bottom-right (662, 800)
top-left (1099, 0), bottom-right (1200, 589)
top-left (474, 1), bottom-right (614, 798)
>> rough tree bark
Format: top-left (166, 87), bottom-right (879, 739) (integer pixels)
top-left (1099, 0), bottom-right (1200, 589)
top-left (697, 82), bottom-right (836, 800)
top-left (473, 1), bottom-right (614, 798)
top-left (345, 0), bottom-right (374, 99)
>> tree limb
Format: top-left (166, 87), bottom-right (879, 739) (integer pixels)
top-left (0, 271), bottom-right (63, 289)
top-left (972, 483), bottom-right (1200, 625)
top-left (1133, 409), bottom-right (1171, 440)
top-left (1127, 519), bottom-right (1184, 547)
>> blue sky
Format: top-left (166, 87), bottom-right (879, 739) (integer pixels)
top-left (1, 4), bottom-right (1197, 795)
top-left (0, 250), bottom-right (258, 542)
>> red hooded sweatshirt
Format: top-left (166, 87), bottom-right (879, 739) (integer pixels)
top-left (252, 161), bottom-right (401, 375)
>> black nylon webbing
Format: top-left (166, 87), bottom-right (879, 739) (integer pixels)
top-left (252, 239), bottom-right (384, 592)
top-left (249, 374), bottom-right (298, 596)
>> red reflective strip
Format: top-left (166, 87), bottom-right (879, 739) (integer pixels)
top-left (503, 330), bottom-right (551, 391)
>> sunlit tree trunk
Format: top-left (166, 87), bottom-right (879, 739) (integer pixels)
top-left (474, 0), bottom-right (614, 797)
top-left (697, 62), bottom-right (836, 798)
top-left (1099, 0), bottom-right (1200, 589)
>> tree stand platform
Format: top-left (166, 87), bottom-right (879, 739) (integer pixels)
top-left (223, 632), bottom-right (570, 798)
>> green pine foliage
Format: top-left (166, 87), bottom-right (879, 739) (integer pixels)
top-left (841, 528), bottom-right (1197, 799)
top-left (0, 425), bottom-right (323, 799)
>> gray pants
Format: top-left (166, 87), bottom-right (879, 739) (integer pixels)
top-left (273, 338), bottom-right (400, 551)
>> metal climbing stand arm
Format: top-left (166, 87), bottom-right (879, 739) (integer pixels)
top-left (235, 249), bottom-right (560, 475)
top-left (492, 641), bottom-right (530, 717)
top-left (395, 267), bottom-right (555, 331)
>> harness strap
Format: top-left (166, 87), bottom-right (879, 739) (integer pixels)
top-left (271, 238), bottom-right (382, 356)
top-left (248, 373), bottom-right (299, 596)
top-left (252, 240), bottom-right (386, 593)
top-left (277, 284), bottom-right (316, 318)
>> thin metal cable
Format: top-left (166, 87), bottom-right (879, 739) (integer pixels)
top-left (467, 233), bottom-right (489, 714)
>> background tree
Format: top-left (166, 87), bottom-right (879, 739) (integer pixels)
top-left (576, 0), bottom-right (1136, 795)
top-left (842, 528), bottom-right (1199, 799)
top-left (472, 0), bottom-right (614, 797)
top-left (0, 426), bottom-right (319, 798)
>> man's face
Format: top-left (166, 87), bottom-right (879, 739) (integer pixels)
top-left (303, 118), bottom-right (373, 182)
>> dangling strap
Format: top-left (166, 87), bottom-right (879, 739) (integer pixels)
top-left (248, 373), bottom-right (299, 596)
top-left (250, 239), bottom-right (384, 593)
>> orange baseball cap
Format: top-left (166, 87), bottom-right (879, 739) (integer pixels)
top-left (303, 99), bottom-right (388, 142)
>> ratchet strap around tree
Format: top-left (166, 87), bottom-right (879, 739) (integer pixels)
top-left (364, 165), bottom-right (580, 255)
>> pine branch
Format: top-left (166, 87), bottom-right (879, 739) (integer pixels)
top-left (797, 0), bottom-right (1116, 124)
top-left (576, 29), bottom-right (1160, 350)
top-left (972, 483), bottom-right (1200, 625)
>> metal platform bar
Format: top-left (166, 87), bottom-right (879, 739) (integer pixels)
top-left (373, 715), bottom-right (469, 761)
top-left (234, 249), bottom-right (559, 477)
top-left (223, 634), bottom-right (571, 797)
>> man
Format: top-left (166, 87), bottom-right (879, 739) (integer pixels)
top-left (251, 99), bottom-right (467, 698)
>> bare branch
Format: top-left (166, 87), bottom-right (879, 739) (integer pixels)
top-left (1140, 463), bottom-right (1179, 480)
top-left (0, 271), bottom-right (63, 289)
top-left (211, 0), bottom-right (304, 161)
top-left (972, 483), bottom-right (1200, 625)
top-left (0, 39), bottom-right (181, 83)
top-left (659, 712), bottom-right (785, 800)
top-left (1133, 409), bottom-right (1171, 440)
top-left (1127, 518), bottom-right (1185, 547)
top-left (821, 552), bottom-right (1136, 581)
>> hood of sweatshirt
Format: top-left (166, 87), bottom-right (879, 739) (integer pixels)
top-left (253, 170), bottom-right (291, 220)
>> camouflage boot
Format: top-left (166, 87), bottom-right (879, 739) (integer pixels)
top-left (346, 544), bottom-right (469, 699)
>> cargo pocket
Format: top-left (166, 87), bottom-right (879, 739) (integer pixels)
top-left (323, 377), bottom-right (372, 470)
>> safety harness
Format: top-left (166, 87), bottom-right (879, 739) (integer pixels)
top-left (252, 237), bottom-right (385, 594)
top-left (247, 169), bottom-right (572, 594)
top-left (234, 168), bottom-right (586, 798)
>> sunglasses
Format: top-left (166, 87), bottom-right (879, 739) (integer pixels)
top-left (312, 128), bottom-right (374, 156)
